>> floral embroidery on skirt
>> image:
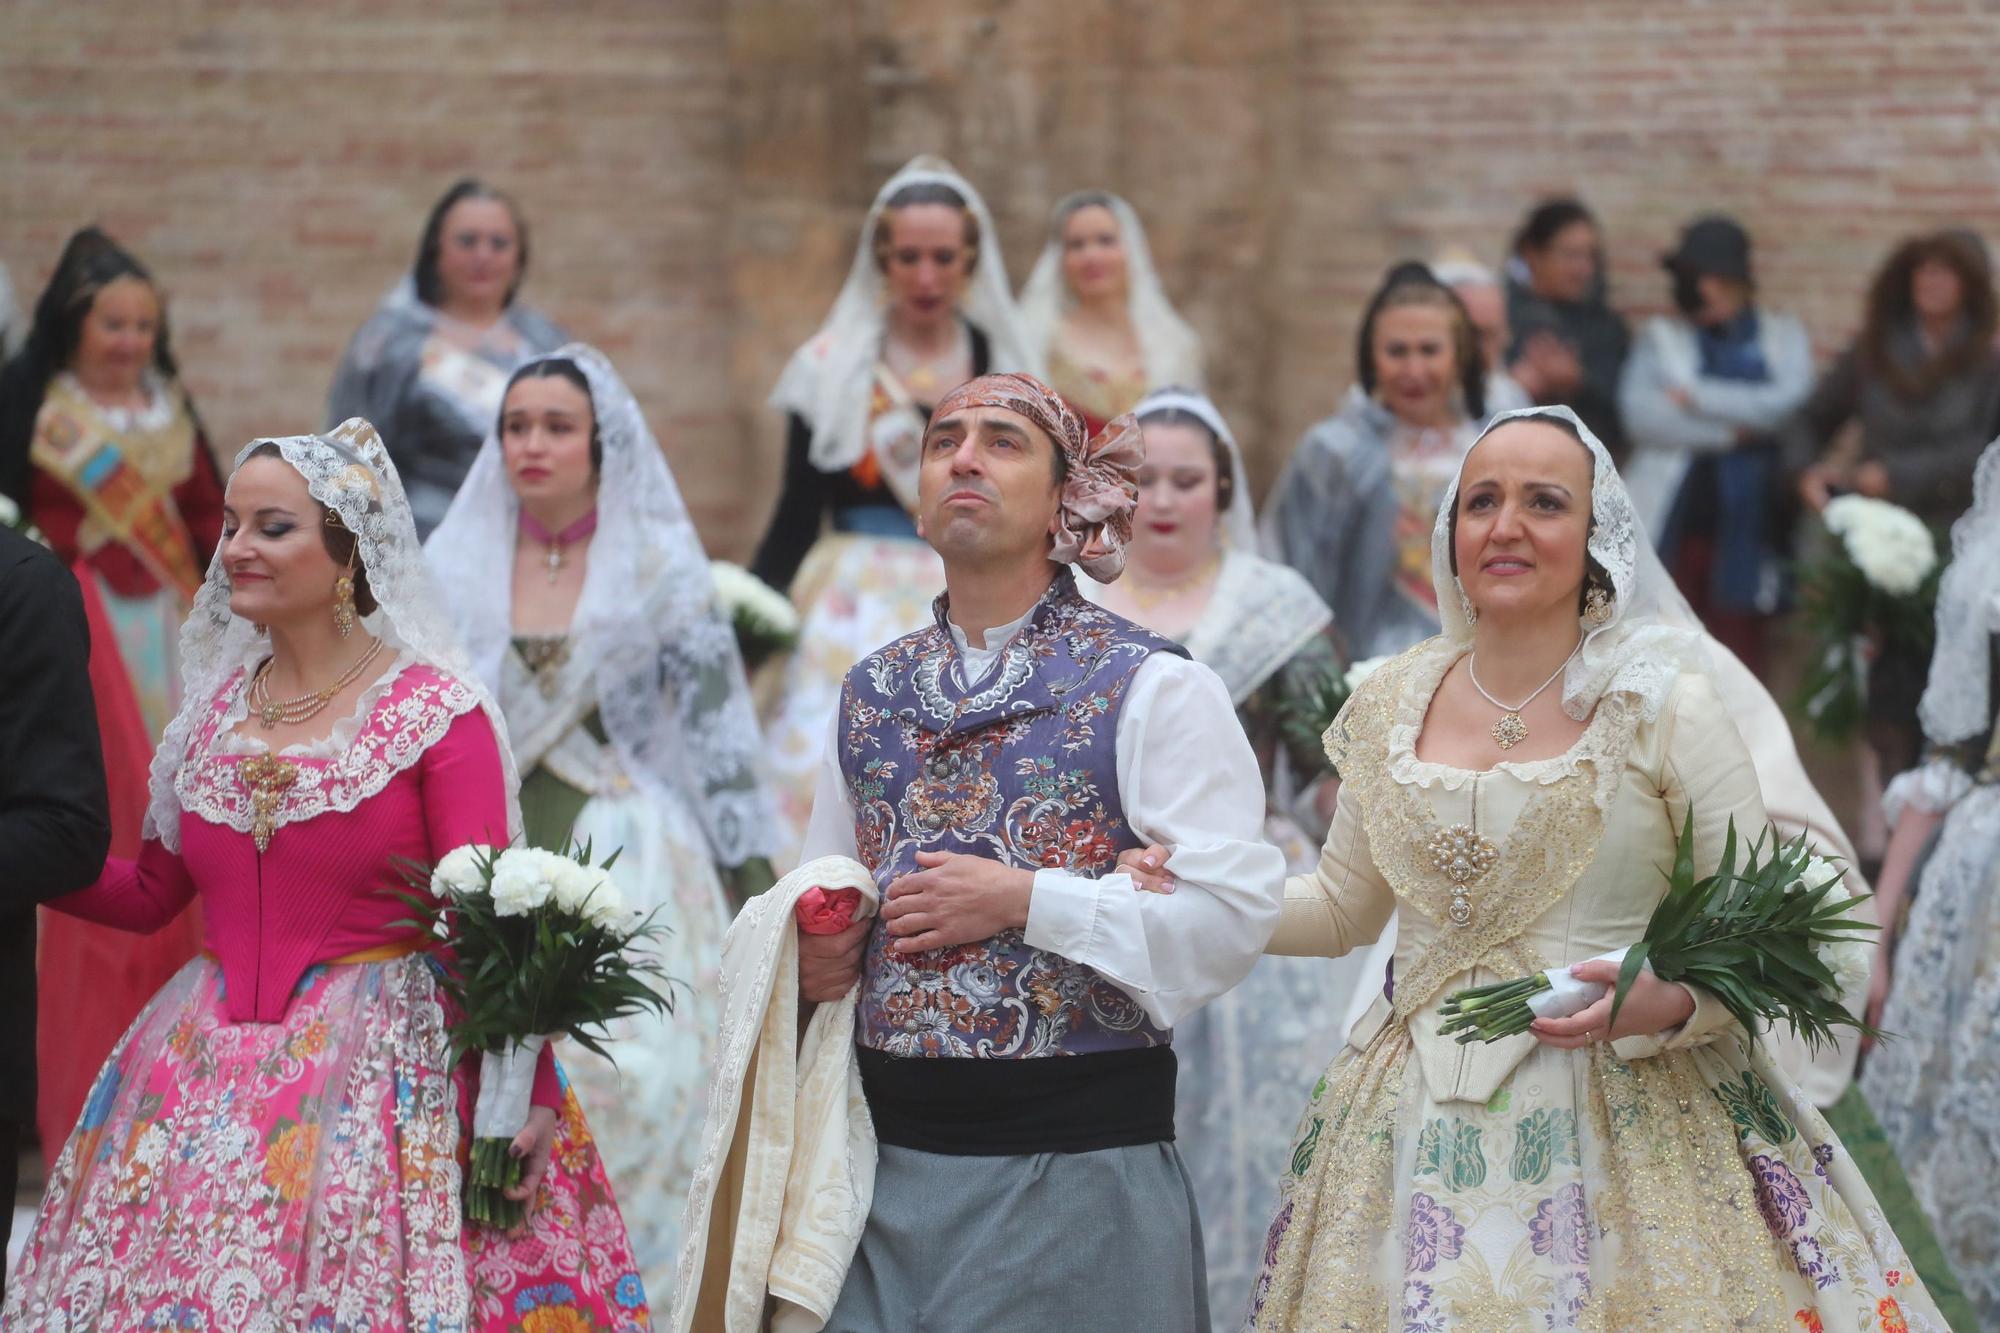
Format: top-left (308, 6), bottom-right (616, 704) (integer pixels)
top-left (4, 955), bottom-right (649, 1332)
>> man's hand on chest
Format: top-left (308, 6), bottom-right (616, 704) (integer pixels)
top-left (881, 850), bottom-right (1035, 954)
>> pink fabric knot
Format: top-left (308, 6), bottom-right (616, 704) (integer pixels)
top-left (796, 886), bottom-right (863, 935)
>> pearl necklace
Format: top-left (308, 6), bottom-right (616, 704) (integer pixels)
top-left (248, 638), bottom-right (386, 730)
top-left (1466, 638), bottom-right (1583, 751)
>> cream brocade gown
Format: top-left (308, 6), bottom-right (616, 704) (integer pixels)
top-left (1246, 641), bottom-right (1944, 1332)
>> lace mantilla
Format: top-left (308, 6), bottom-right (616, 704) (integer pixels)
top-left (1918, 436), bottom-right (2000, 745)
top-left (144, 419), bottom-right (523, 851)
top-left (1428, 405), bottom-right (1707, 723)
top-left (175, 663), bottom-right (483, 843)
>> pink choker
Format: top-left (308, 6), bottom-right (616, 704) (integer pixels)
top-left (519, 508), bottom-right (598, 583)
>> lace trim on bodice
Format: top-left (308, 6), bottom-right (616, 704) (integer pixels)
top-left (176, 661), bottom-right (484, 840)
top-left (1183, 550), bottom-right (1332, 705)
top-left (1328, 639), bottom-right (1644, 1019)
top-left (1381, 637), bottom-right (1635, 814)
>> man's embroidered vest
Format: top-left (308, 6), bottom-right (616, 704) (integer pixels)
top-left (838, 571), bottom-right (1187, 1058)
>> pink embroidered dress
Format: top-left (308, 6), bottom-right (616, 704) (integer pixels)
top-left (3, 658), bottom-right (650, 1331)
top-left (3, 420), bottom-right (652, 1329)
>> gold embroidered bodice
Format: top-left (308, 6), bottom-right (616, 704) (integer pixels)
top-left (1269, 638), bottom-right (1772, 1103)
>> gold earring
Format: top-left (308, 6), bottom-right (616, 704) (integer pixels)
top-left (1584, 583), bottom-right (1613, 625)
top-left (333, 549), bottom-right (358, 638)
top-left (1457, 580), bottom-right (1479, 625)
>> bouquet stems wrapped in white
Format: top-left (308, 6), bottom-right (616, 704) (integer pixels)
top-left (1439, 813), bottom-right (1877, 1050)
top-left (399, 841), bottom-right (673, 1229)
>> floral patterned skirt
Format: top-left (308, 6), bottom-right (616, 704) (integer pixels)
top-left (753, 533), bottom-right (943, 862)
top-left (2, 954), bottom-right (649, 1332)
top-left (1245, 1024), bottom-right (1944, 1332)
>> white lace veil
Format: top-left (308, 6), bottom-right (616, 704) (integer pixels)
top-left (426, 343), bottom-right (777, 866)
top-left (1017, 191), bottom-right (1205, 392)
top-left (768, 155), bottom-right (1038, 476)
top-left (1131, 386), bottom-right (1257, 552)
top-left (146, 418), bottom-right (523, 850)
top-left (1918, 434), bottom-right (2000, 745)
top-left (1430, 404), bottom-right (1707, 720)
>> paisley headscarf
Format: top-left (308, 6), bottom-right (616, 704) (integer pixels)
top-left (928, 371), bottom-right (1143, 581)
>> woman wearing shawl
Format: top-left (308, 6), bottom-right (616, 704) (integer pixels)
top-left (748, 156), bottom-right (1036, 853)
top-left (0, 227), bottom-right (218, 1153)
top-left (428, 344), bottom-right (778, 1299)
top-left (1016, 191), bottom-right (1205, 431)
top-left (1239, 406), bottom-right (1943, 1330)
top-left (1261, 262), bottom-right (1486, 660)
top-left (327, 178), bottom-right (568, 537)
top-left (1860, 434), bottom-right (2000, 1326)
top-left (5, 420), bottom-right (647, 1331)
top-left (1079, 387), bottom-right (1378, 1326)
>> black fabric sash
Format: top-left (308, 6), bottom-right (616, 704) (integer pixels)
top-left (856, 1044), bottom-right (1177, 1156)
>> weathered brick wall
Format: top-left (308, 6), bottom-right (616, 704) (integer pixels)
top-left (7, 0), bottom-right (1999, 552)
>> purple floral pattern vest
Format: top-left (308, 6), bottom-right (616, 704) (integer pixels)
top-left (839, 570), bottom-right (1189, 1058)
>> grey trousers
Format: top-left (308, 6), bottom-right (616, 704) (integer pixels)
top-left (824, 1141), bottom-right (1210, 1333)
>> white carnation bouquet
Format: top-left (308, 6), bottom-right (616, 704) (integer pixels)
top-left (1793, 495), bottom-right (1941, 745)
top-left (397, 841), bottom-right (673, 1228)
top-left (1439, 813), bottom-right (1877, 1051)
top-left (709, 559), bottom-right (800, 665)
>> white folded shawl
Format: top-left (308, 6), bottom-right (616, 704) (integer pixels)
top-left (669, 856), bottom-right (880, 1333)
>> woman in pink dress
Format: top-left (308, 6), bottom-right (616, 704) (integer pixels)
top-left (3, 419), bottom-right (649, 1331)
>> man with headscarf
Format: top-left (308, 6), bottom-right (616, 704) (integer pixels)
top-left (787, 373), bottom-right (1283, 1331)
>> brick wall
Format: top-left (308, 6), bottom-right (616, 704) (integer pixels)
top-left (6, 0), bottom-right (1999, 553)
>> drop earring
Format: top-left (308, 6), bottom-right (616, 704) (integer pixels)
top-left (1584, 582), bottom-right (1613, 625)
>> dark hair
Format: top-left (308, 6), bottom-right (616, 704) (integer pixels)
top-left (1857, 230), bottom-right (1999, 402)
top-left (1355, 261), bottom-right (1486, 421)
top-left (501, 357), bottom-right (602, 472)
top-left (872, 181), bottom-right (981, 275)
top-left (412, 178), bottom-right (529, 310)
top-left (1444, 413), bottom-right (1609, 616)
top-left (241, 442), bottom-right (379, 616)
top-left (0, 227), bottom-right (190, 507)
top-left (1136, 400), bottom-right (1235, 511)
top-left (1054, 191), bottom-right (1119, 235)
top-left (1510, 198), bottom-right (1598, 257)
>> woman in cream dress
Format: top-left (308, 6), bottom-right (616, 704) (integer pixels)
top-left (1241, 406), bottom-right (1942, 1330)
top-left (1016, 191), bottom-right (1204, 431)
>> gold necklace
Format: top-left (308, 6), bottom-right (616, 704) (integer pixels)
top-left (1466, 639), bottom-right (1583, 750)
top-left (1123, 553), bottom-right (1220, 612)
top-left (248, 638), bottom-right (386, 730)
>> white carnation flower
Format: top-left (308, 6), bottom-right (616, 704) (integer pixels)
top-left (0, 493), bottom-right (19, 527)
top-left (583, 869), bottom-right (632, 931)
top-left (1795, 852), bottom-right (1873, 1003)
top-left (710, 560), bottom-right (801, 636)
top-left (489, 848), bottom-right (563, 917)
top-left (1823, 495), bottom-right (1936, 596)
top-left (430, 844), bottom-right (492, 899)
top-left (549, 858), bottom-right (596, 914)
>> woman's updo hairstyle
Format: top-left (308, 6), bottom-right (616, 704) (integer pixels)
top-left (501, 357), bottom-right (602, 473)
top-left (1355, 261), bottom-right (1486, 421)
top-left (871, 181), bottom-right (981, 275)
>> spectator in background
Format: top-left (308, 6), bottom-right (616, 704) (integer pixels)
top-left (1620, 215), bottom-right (1813, 674)
top-left (326, 177), bottom-right (569, 537)
top-left (1503, 197), bottom-right (1632, 457)
top-left (1261, 262), bottom-right (1485, 659)
top-left (1784, 228), bottom-right (2000, 779)
top-left (1430, 248), bottom-right (1531, 414)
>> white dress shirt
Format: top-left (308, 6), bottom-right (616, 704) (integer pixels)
top-left (800, 603), bottom-right (1287, 1031)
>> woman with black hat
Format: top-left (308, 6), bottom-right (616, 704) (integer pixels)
top-left (1618, 214), bottom-right (1814, 675)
